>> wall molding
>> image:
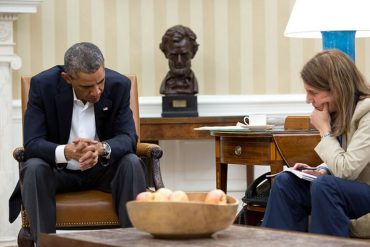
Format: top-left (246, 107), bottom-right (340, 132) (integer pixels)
top-left (139, 94), bottom-right (312, 117)
top-left (0, 0), bottom-right (43, 13)
top-left (13, 94), bottom-right (312, 119)
top-left (13, 94), bottom-right (312, 120)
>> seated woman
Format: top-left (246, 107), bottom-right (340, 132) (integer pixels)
top-left (262, 50), bottom-right (370, 238)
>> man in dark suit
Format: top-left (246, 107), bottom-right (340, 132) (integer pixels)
top-left (9, 42), bottom-right (146, 244)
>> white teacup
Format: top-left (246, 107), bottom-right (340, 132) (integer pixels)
top-left (244, 114), bottom-right (267, 126)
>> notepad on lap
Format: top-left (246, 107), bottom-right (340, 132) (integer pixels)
top-left (267, 168), bottom-right (317, 182)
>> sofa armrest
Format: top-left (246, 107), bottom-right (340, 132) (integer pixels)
top-left (136, 143), bottom-right (163, 159)
top-left (13, 147), bottom-right (25, 162)
top-left (350, 213), bottom-right (370, 239)
top-left (136, 143), bottom-right (164, 190)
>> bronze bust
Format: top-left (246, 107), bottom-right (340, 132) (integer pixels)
top-left (159, 25), bottom-right (199, 95)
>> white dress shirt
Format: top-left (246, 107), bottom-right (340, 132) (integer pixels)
top-left (55, 89), bottom-right (97, 170)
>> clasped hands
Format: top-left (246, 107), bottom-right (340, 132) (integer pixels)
top-left (64, 138), bottom-right (104, 171)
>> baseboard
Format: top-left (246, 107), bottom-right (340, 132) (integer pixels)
top-left (0, 237), bottom-right (17, 246)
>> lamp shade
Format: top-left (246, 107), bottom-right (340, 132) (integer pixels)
top-left (285, 0), bottom-right (370, 38)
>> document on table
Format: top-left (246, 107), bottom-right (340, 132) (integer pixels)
top-left (267, 168), bottom-right (317, 182)
top-left (194, 121), bottom-right (275, 132)
top-left (193, 126), bottom-right (247, 131)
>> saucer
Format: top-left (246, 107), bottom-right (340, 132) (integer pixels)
top-left (241, 125), bottom-right (274, 131)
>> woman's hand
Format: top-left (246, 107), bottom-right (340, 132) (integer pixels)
top-left (293, 163), bottom-right (313, 171)
top-left (293, 163), bottom-right (327, 176)
top-left (310, 103), bottom-right (332, 136)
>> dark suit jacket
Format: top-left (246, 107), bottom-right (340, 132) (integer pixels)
top-left (9, 65), bottom-right (137, 223)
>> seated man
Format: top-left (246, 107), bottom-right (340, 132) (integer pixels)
top-left (9, 42), bottom-right (146, 245)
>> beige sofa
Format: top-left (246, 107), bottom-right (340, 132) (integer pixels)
top-left (350, 213), bottom-right (370, 238)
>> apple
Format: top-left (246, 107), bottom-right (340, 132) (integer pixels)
top-left (169, 190), bottom-right (189, 202)
top-left (136, 191), bottom-right (154, 201)
top-left (153, 188), bottom-right (172, 201)
top-left (204, 189), bottom-right (227, 205)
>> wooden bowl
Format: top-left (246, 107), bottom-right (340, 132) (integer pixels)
top-left (126, 192), bottom-right (238, 238)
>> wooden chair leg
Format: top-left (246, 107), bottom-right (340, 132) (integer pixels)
top-left (246, 205), bottom-right (265, 226)
top-left (18, 227), bottom-right (34, 247)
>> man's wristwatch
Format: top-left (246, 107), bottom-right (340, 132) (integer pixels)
top-left (99, 141), bottom-right (111, 166)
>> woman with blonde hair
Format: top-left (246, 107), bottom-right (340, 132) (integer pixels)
top-left (262, 50), bottom-right (370, 237)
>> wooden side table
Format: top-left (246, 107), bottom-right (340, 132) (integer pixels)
top-left (210, 129), bottom-right (320, 193)
top-left (140, 116), bottom-right (244, 142)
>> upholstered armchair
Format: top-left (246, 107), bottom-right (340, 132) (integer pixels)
top-left (13, 75), bottom-right (165, 247)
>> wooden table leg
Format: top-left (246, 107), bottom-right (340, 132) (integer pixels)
top-left (270, 163), bottom-right (284, 175)
top-left (246, 166), bottom-right (254, 187)
top-left (216, 162), bottom-right (228, 193)
top-left (215, 136), bottom-right (228, 192)
top-left (270, 142), bottom-right (285, 176)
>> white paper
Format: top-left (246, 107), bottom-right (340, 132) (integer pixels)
top-left (193, 126), bottom-right (248, 131)
top-left (267, 168), bottom-right (317, 182)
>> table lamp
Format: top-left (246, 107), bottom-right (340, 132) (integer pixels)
top-left (284, 0), bottom-right (370, 61)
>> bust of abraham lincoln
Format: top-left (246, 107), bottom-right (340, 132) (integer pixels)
top-left (159, 25), bottom-right (199, 95)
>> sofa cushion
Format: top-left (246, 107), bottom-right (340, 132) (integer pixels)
top-left (350, 213), bottom-right (370, 238)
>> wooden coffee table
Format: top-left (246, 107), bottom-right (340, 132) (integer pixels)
top-left (39, 225), bottom-right (369, 247)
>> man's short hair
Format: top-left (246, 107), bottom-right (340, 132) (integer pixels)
top-left (159, 25), bottom-right (199, 58)
top-left (64, 42), bottom-right (105, 78)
